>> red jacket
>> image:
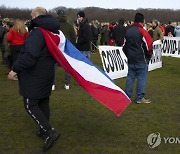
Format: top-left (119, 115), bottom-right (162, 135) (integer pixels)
top-left (7, 28), bottom-right (28, 45)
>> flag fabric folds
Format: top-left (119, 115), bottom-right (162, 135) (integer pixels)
top-left (39, 27), bottom-right (131, 116)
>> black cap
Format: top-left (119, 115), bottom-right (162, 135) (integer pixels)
top-left (134, 13), bottom-right (144, 23)
top-left (77, 11), bottom-right (86, 18)
top-left (57, 10), bottom-right (65, 16)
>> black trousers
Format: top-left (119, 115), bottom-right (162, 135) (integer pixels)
top-left (23, 97), bottom-right (52, 132)
top-left (10, 45), bottom-right (22, 63)
top-left (0, 43), bottom-right (6, 65)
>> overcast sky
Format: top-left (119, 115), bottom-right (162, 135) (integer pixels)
top-left (1, 0), bottom-right (180, 10)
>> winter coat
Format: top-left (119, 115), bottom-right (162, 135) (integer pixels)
top-left (123, 23), bottom-right (153, 64)
top-left (91, 25), bottom-right (98, 41)
top-left (76, 18), bottom-right (91, 51)
top-left (100, 25), bottom-right (109, 44)
top-left (12, 15), bottom-right (60, 99)
top-left (57, 15), bottom-right (76, 44)
top-left (153, 26), bottom-right (163, 41)
top-left (7, 28), bottom-right (28, 45)
top-left (113, 24), bottom-right (126, 46)
top-left (165, 25), bottom-right (175, 36)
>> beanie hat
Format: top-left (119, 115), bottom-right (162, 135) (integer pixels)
top-left (77, 11), bottom-right (86, 18)
top-left (134, 13), bottom-right (144, 23)
top-left (57, 10), bottom-right (66, 16)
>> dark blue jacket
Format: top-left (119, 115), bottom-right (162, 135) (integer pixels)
top-left (12, 15), bottom-right (60, 99)
top-left (123, 23), bottom-right (153, 64)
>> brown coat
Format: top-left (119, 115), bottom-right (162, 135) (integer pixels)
top-left (153, 26), bottom-right (163, 41)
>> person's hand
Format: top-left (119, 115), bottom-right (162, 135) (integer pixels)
top-left (8, 70), bottom-right (17, 80)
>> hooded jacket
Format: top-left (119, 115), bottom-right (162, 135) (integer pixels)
top-left (57, 15), bottom-right (76, 44)
top-left (12, 15), bottom-right (60, 99)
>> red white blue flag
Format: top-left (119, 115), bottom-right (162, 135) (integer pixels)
top-left (39, 28), bottom-right (131, 116)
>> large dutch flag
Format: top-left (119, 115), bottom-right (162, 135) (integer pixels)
top-left (39, 27), bottom-right (131, 116)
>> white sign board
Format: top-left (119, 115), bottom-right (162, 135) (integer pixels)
top-left (162, 37), bottom-right (180, 58)
top-left (99, 40), bottom-right (162, 79)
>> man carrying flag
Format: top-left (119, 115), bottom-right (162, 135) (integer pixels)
top-left (8, 7), bottom-right (60, 151)
top-left (8, 6), bottom-right (130, 151)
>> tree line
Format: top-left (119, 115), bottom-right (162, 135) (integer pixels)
top-left (0, 5), bottom-right (180, 24)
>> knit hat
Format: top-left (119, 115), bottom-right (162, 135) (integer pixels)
top-left (57, 10), bottom-right (66, 16)
top-left (134, 13), bottom-right (144, 23)
top-left (77, 11), bottom-right (86, 18)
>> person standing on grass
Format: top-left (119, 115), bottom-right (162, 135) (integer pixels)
top-left (113, 18), bottom-right (127, 46)
top-left (8, 7), bottom-right (60, 151)
top-left (76, 11), bottom-right (91, 59)
top-left (123, 13), bottom-right (153, 104)
top-left (57, 9), bottom-right (76, 90)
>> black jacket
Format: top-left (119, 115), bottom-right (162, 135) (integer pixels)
top-left (91, 25), bottom-right (98, 41)
top-left (113, 24), bottom-right (126, 46)
top-left (76, 18), bottom-right (91, 51)
top-left (13, 15), bottom-right (60, 99)
top-left (100, 25), bottom-right (109, 43)
top-left (123, 23), bottom-right (153, 64)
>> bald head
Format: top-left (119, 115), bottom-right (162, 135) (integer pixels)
top-left (31, 7), bottom-right (47, 19)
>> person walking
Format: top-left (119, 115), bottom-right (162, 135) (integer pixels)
top-left (76, 11), bottom-right (91, 59)
top-left (8, 7), bottom-right (60, 151)
top-left (57, 9), bottom-right (76, 90)
top-left (123, 13), bottom-right (153, 104)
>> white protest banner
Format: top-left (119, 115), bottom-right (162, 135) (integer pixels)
top-left (149, 40), bottom-right (162, 71)
top-left (99, 41), bottom-right (162, 79)
top-left (162, 36), bottom-right (180, 58)
top-left (98, 46), bottom-right (128, 79)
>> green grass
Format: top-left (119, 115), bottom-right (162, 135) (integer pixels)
top-left (0, 53), bottom-right (180, 154)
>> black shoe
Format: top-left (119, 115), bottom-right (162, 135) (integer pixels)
top-left (36, 130), bottom-right (46, 139)
top-left (43, 130), bottom-right (60, 151)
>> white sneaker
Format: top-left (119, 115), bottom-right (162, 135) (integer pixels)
top-left (64, 84), bottom-right (70, 90)
top-left (52, 85), bottom-right (55, 91)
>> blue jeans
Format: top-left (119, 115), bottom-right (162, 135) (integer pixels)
top-left (125, 63), bottom-right (148, 101)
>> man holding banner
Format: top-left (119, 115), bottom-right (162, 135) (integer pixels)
top-left (123, 13), bottom-right (153, 104)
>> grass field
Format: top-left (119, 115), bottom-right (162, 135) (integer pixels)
top-left (0, 53), bottom-right (180, 154)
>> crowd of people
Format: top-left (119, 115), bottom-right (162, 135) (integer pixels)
top-left (0, 7), bottom-right (180, 151)
top-left (1, 11), bottom-right (180, 71)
